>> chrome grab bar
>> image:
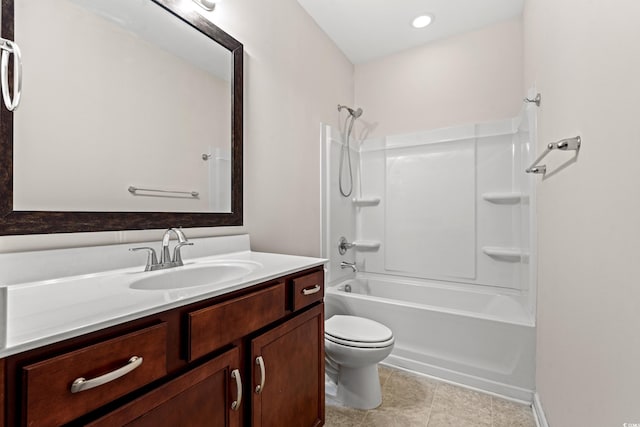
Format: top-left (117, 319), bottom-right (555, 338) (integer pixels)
top-left (526, 136), bottom-right (581, 174)
top-left (255, 356), bottom-right (265, 394)
top-left (70, 356), bottom-right (143, 393)
top-left (128, 186), bottom-right (199, 198)
top-left (231, 369), bottom-right (242, 410)
top-left (0, 38), bottom-right (22, 111)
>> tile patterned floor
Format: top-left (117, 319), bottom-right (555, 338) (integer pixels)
top-left (325, 366), bottom-right (536, 427)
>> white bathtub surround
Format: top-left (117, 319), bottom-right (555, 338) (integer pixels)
top-left (0, 234), bottom-right (326, 356)
top-left (356, 114), bottom-right (536, 293)
top-left (321, 108), bottom-right (538, 401)
top-left (326, 276), bottom-right (535, 402)
top-left (320, 123), bottom-right (360, 282)
top-left (323, 110), bottom-right (537, 291)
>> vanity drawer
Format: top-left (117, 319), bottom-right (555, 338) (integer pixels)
top-left (22, 323), bottom-right (167, 427)
top-left (188, 283), bottom-right (285, 361)
top-left (291, 270), bottom-right (324, 311)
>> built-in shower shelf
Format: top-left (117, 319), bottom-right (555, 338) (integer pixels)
top-left (352, 197), bottom-right (381, 206)
top-left (482, 192), bottom-right (524, 204)
top-left (353, 240), bottom-right (381, 251)
top-left (482, 246), bottom-right (529, 262)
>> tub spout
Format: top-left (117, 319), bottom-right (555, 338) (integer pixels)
top-left (340, 261), bottom-right (357, 272)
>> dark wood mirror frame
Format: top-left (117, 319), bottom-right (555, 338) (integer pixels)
top-left (0, 0), bottom-right (243, 235)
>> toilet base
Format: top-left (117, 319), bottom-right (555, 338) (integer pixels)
top-left (336, 363), bottom-right (382, 410)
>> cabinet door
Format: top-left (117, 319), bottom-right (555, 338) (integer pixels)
top-left (251, 304), bottom-right (324, 427)
top-left (88, 347), bottom-right (242, 427)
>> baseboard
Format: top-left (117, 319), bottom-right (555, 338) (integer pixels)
top-left (533, 393), bottom-right (550, 427)
top-left (384, 354), bottom-right (534, 403)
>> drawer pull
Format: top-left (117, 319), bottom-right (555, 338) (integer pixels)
top-left (70, 356), bottom-right (143, 394)
top-left (231, 369), bottom-right (242, 411)
top-left (255, 356), bottom-right (266, 394)
top-left (302, 284), bottom-right (321, 296)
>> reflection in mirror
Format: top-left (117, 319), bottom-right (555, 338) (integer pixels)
top-left (14, 0), bottom-right (232, 213)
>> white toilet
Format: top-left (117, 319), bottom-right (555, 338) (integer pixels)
top-left (324, 315), bottom-right (395, 409)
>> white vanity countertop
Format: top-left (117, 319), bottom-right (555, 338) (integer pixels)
top-left (0, 235), bottom-right (326, 357)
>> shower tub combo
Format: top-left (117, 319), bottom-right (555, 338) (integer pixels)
top-left (322, 109), bottom-right (538, 402)
top-left (325, 275), bottom-right (535, 401)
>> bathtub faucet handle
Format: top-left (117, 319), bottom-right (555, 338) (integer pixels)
top-left (338, 236), bottom-right (355, 255)
top-left (340, 261), bottom-right (357, 272)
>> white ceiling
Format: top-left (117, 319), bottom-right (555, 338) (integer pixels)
top-left (296, 0), bottom-right (524, 64)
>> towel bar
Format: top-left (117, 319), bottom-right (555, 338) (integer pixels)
top-left (128, 186), bottom-right (199, 198)
top-left (526, 136), bottom-right (581, 174)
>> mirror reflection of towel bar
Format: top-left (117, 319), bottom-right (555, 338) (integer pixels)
top-left (128, 186), bottom-right (199, 198)
top-left (526, 136), bottom-right (581, 174)
top-left (202, 153), bottom-right (230, 161)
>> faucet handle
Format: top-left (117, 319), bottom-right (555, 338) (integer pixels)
top-left (130, 247), bottom-right (158, 271)
top-left (173, 241), bottom-right (194, 266)
top-left (338, 237), bottom-right (355, 255)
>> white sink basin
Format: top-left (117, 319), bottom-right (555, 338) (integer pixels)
top-left (130, 260), bottom-right (262, 291)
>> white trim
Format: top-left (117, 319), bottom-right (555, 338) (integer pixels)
top-left (383, 354), bottom-right (535, 403)
top-left (320, 123), bottom-right (329, 259)
top-left (381, 361), bottom-right (533, 405)
top-left (533, 392), bottom-right (550, 427)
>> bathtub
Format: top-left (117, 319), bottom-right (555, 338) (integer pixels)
top-left (325, 274), bottom-right (536, 402)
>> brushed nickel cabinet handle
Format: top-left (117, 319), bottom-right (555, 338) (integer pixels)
top-left (70, 356), bottom-right (143, 393)
top-left (231, 369), bottom-right (242, 411)
top-left (255, 356), bottom-right (265, 394)
top-left (302, 284), bottom-right (321, 296)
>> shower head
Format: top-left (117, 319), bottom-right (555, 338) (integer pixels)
top-left (338, 104), bottom-right (363, 119)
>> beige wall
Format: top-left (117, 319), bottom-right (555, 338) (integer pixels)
top-left (524, 0), bottom-right (640, 425)
top-left (0, 0), bottom-right (353, 255)
top-left (354, 19), bottom-right (523, 139)
top-left (214, 0), bottom-right (354, 256)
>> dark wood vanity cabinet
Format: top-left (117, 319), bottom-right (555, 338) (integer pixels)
top-left (251, 305), bottom-right (324, 427)
top-left (22, 324), bottom-right (169, 426)
top-left (87, 347), bottom-right (242, 427)
top-left (1, 266), bottom-right (325, 427)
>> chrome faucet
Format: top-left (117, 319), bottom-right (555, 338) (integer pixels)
top-left (340, 261), bottom-right (357, 272)
top-left (130, 228), bottom-right (194, 271)
top-left (160, 228), bottom-right (192, 266)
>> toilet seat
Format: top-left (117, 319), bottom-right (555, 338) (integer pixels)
top-left (325, 315), bottom-right (394, 348)
top-left (325, 334), bottom-right (395, 349)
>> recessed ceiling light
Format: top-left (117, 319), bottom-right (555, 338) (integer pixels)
top-left (412, 15), bottom-right (433, 29)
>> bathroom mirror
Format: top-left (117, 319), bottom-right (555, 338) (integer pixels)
top-left (0, 0), bottom-right (243, 235)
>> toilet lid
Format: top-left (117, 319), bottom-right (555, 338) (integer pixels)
top-left (325, 315), bottom-right (393, 343)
